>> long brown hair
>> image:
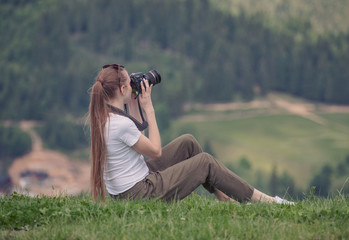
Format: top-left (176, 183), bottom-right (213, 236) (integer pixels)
top-left (89, 64), bottom-right (127, 201)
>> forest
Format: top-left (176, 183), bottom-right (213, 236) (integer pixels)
top-left (1, 0), bottom-right (349, 121)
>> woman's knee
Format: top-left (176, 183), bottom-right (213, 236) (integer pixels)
top-left (180, 134), bottom-right (196, 143)
top-left (197, 152), bottom-right (217, 165)
top-left (180, 134), bottom-right (202, 151)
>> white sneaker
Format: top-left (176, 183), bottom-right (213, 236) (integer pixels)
top-left (274, 196), bottom-right (295, 205)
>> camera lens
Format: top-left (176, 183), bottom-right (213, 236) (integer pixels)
top-left (144, 70), bottom-right (161, 85)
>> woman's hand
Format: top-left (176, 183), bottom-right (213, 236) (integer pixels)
top-left (128, 80), bottom-right (151, 122)
top-left (138, 80), bottom-right (154, 113)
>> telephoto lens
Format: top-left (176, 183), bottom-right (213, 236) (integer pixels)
top-left (130, 69), bottom-right (161, 94)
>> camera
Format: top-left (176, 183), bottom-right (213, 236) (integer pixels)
top-left (130, 70), bottom-right (161, 94)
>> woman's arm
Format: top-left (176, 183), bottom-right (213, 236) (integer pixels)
top-left (132, 80), bottom-right (162, 159)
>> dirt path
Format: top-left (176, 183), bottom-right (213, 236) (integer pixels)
top-left (181, 93), bottom-right (349, 123)
top-left (8, 121), bottom-right (90, 196)
top-left (19, 121), bottom-right (43, 151)
top-left (268, 95), bottom-right (328, 125)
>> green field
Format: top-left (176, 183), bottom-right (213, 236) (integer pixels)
top-left (1, 193), bottom-right (348, 239)
top-left (170, 112), bottom-right (349, 191)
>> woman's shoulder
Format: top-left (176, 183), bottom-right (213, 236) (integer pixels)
top-left (108, 113), bottom-right (136, 129)
top-left (106, 113), bottom-right (140, 141)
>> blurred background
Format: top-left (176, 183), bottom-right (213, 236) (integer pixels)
top-left (1, 0), bottom-right (348, 199)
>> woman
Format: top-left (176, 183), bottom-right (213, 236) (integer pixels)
top-left (88, 64), bottom-right (294, 205)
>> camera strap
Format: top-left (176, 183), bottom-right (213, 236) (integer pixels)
top-left (106, 98), bottom-right (148, 131)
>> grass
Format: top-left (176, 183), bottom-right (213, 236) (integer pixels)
top-left (171, 113), bottom-right (349, 191)
top-left (1, 193), bottom-right (348, 239)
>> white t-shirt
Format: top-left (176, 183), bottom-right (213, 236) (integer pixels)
top-left (104, 113), bottom-right (149, 195)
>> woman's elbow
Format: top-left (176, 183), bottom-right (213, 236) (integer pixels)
top-left (149, 146), bottom-right (162, 159)
top-left (153, 148), bottom-right (162, 159)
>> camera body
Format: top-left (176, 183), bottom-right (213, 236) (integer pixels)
top-left (130, 70), bottom-right (161, 94)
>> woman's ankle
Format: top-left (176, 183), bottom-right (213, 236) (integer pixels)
top-left (251, 189), bottom-right (275, 203)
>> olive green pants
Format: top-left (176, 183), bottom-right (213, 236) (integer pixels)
top-left (110, 134), bottom-right (254, 202)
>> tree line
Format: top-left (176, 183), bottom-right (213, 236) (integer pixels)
top-left (1, 0), bottom-right (348, 122)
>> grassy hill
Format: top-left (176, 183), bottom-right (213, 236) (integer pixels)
top-left (213, 0), bottom-right (349, 35)
top-left (1, 193), bottom-right (348, 239)
top-left (168, 93), bottom-right (349, 193)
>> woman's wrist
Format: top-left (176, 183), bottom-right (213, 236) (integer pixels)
top-left (143, 105), bottom-right (155, 114)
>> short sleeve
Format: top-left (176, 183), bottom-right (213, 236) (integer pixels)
top-left (118, 117), bottom-right (142, 147)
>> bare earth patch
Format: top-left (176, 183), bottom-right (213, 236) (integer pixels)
top-left (8, 121), bottom-right (90, 196)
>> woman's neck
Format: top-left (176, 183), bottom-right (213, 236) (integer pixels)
top-left (107, 99), bottom-right (124, 110)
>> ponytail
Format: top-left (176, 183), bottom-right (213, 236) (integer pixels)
top-left (90, 82), bottom-right (108, 201)
top-left (89, 65), bottom-right (126, 202)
